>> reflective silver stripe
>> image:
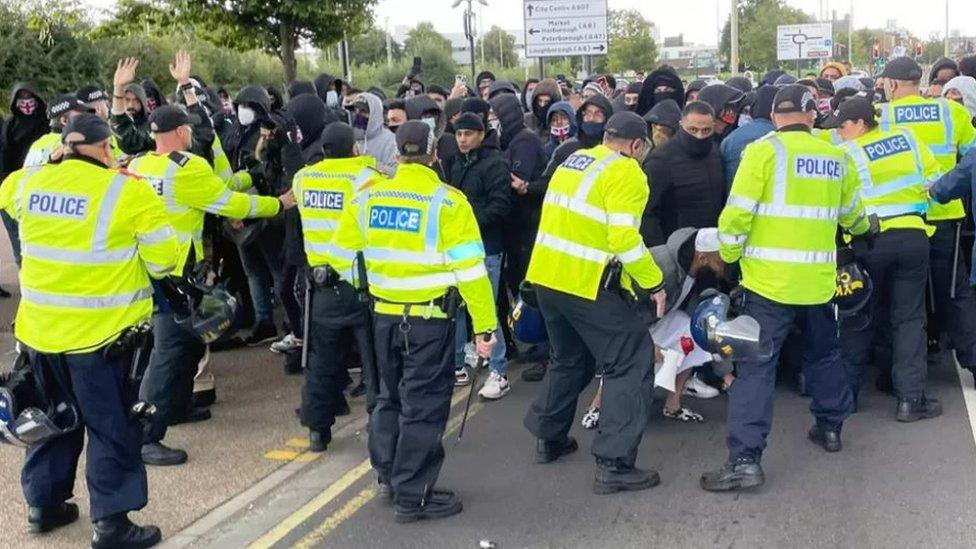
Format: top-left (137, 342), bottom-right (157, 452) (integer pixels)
top-left (365, 246), bottom-right (445, 265)
top-left (22, 243), bottom-right (137, 264)
top-left (144, 261), bottom-right (172, 276)
top-left (879, 107), bottom-right (892, 132)
top-left (368, 271), bottom-right (456, 291)
top-left (544, 192), bottom-right (608, 224)
top-left (92, 174), bottom-right (129, 252)
top-left (726, 195), bottom-right (758, 213)
top-left (607, 213), bottom-right (637, 227)
top-left (938, 99), bottom-right (955, 156)
top-left (769, 136), bottom-right (788, 204)
top-left (454, 263), bottom-right (487, 283)
top-left (535, 232), bottom-right (609, 264)
top-left (616, 243), bottom-right (647, 264)
top-left (844, 141), bottom-right (875, 194)
top-left (308, 241), bottom-right (356, 260)
top-left (353, 167), bottom-right (375, 191)
top-left (743, 246), bottom-right (835, 264)
top-left (755, 204), bottom-right (838, 221)
top-left (718, 232), bottom-right (746, 246)
top-left (302, 219), bottom-right (338, 232)
top-left (424, 186), bottom-right (447, 253)
top-left (175, 229), bottom-right (204, 245)
top-left (21, 286), bottom-right (153, 309)
top-left (206, 189), bottom-right (234, 215)
top-left (161, 160), bottom-right (181, 212)
top-left (13, 166), bottom-right (42, 218)
top-left (573, 152), bottom-right (622, 201)
top-left (247, 195), bottom-right (259, 217)
top-left (137, 225), bottom-right (176, 246)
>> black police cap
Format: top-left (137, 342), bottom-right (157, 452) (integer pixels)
top-left (47, 94), bottom-right (94, 120)
top-left (835, 95), bottom-right (876, 126)
top-left (773, 84), bottom-right (817, 114)
top-left (148, 105), bottom-right (201, 133)
top-left (604, 111), bottom-right (648, 140)
top-left (395, 120), bottom-right (435, 156)
top-left (62, 113), bottom-right (113, 145)
top-left (76, 86), bottom-right (109, 104)
top-left (880, 57), bottom-right (924, 81)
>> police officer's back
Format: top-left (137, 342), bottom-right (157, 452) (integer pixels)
top-left (328, 120), bottom-right (497, 522)
top-left (0, 114), bottom-right (179, 547)
top-left (523, 111), bottom-right (668, 495)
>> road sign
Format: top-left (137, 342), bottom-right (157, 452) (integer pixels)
top-left (523, 0), bottom-right (609, 58)
top-left (776, 23), bottom-right (833, 61)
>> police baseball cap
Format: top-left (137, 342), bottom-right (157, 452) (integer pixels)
top-left (62, 113), bottom-right (113, 145)
top-left (604, 111), bottom-right (648, 140)
top-left (321, 122), bottom-right (356, 158)
top-left (148, 105), bottom-right (201, 133)
top-left (772, 84), bottom-right (817, 114)
top-left (835, 96), bottom-right (876, 126)
top-left (47, 94), bottom-right (94, 120)
top-left (395, 120), bottom-right (435, 156)
top-left (880, 57), bottom-right (923, 81)
top-left (76, 86), bottom-right (109, 104)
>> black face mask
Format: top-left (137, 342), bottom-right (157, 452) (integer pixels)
top-left (578, 122), bottom-right (606, 147)
top-left (654, 91), bottom-right (675, 105)
top-left (677, 128), bottom-right (713, 158)
top-left (533, 100), bottom-right (551, 125)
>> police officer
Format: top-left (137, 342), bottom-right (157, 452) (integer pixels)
top-left (125, 105), bottom-right (294, 466)
top-left (328, 120), bottom-right (497, 522)
top-left (703, 85), bottom-right (871, 491)
top-left (876, 57), bottom-right (976, 376)
top-left (523, 111), bottom-right (667, 495)
top-left (294, 122), bottom-right (384, 452)
top-left (834, 96), bottom-right (944, 419)
top-left (23, 94), bottom-right (92, 167)
top-left (0, 114), bottom-right (179, 547)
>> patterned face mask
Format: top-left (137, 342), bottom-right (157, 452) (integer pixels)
top-left (16, 98), bottom-right (38, 115)
top-left (550, 124), bottom-right (570, 141)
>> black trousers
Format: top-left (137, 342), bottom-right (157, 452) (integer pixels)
top-left (368, 312), bottom-right (456, 505)
top-left (841, 229), bottom-right (929, 400)
top-left (300, 280), bottom-right (375, 437)
top-left (140, 312), bottom-right (206, 444)
top-left (929, 220), bottom-right (976, 367)
top-left (524, 286), bottom-right (654, 464)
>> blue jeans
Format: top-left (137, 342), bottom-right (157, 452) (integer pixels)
top-left (455, 254), bottom-right (507, 375)
top-left (238, 222), bottom-right (285, 326)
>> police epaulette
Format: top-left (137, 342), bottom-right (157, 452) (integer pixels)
top-left (168, 151), bottom-right (190, 167)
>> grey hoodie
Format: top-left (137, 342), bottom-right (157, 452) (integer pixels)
top-left (356, 92), bottom-right (398, 176)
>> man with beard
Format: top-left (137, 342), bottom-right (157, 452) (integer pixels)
top-left (636, 65), bottom-right (685, 116)
top-left (77, 86), bottom-right (125, 161)
top-left (524, 78), bottom-right (563, 139)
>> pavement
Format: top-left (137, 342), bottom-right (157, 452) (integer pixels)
top-left (2, 223), bottom-right (976, 547)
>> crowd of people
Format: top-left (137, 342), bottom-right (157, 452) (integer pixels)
top-left (4, 45), bottom-right (976, 544)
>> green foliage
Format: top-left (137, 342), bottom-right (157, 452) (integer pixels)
top-left (348, 27), bottom-right (402, 67)
top-left (88, 0), bottom-right (255, 49)
top-left (720, 0), bottom-right (811, 71)
top-left (477, 27), bottom-right (519, 69)
top-left (605, 9), bottom-right (658, 74)
top-left (400, 23), bottom-right (458, 91)
top-left (404, 22), bottom-right (454, 57)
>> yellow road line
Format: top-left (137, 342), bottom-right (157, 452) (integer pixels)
top-left (293, 488), bottom-right (377, 549)
top-left (248, 385), bottom-right (486, 548)
top-left (286, 437), bottom-right (311, 449)
top-left (263, 449), bottom-right (301, 461)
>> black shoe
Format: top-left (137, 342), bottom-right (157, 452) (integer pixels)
top-left (170, 407), bottom-right (211, 426)
top-left (593, 458), bottom-right (660, 495)
top-left (394, 489), bottom-right (463, 523)
top-left (521, 361), bottom-right (547, 382)
top-left (244, 322), bottom-right (278, 346)
top-left (875, 372), bottom-right (894, 395)
top-left (141, 442), bottom-right (188, 466)
top-left (309, 430), bottom-right (329, 452)
top-left (27, 502), bottom-right (79, 534)
top-left (808, 426), bottom-right (842, 452)
top-left (336, 401), bottom-right (351, 417)
top-left (0, 285), bottom-right (11, 298)
top-left (700, 459), bottom-right (765, 492)
top-left (283, 352), bottom-right (303, 375)
top-left (209, 336), bottom-right (245, 352)
top-left (896, 396), bottom-right (943, 422)
top-left (192, 388), bottom-right (216, 409)
top-left (377, 479), bottom-right (394, 503)
top-left (91, 514), bottom-right (161, 549)
top-left (535, 436), bottom-right (578, 464)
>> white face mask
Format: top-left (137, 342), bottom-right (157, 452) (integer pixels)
top-left (738, 114), bottom-right (753, 127)
top-left (238, 106), bottom-right (256, 126)
top-left (325, 91), bottom-right (339, 108)
top-left (421, 117), bottom-right (437, 131)
top-left (488, 119), bottom-right (501, 134)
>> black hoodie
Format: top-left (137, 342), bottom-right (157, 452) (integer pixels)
top-left (637, 67), bottom-right (685, 116)
top-left (929, 57), bottom-right (960, 84)
top-left (1, 83), bottom-right (48, 178)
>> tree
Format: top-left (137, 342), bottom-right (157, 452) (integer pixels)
top-left (175, 0), bottom-right (377, 83)
top-left (89, 0), bottom-right (251, 49)
top-left (403, 22), bottom-right (453, 57)
top-left (402, 22), bottom-right (457, 88)
top-left (348, 27), bottom-right (401, 66)
top-left (477, 26), bottom-right (518, 69)
top-left (604, 9), bottom-right (657, 74)
top-left (720, 0), bottom-right (811, 71)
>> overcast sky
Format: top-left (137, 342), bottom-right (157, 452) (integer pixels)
top-left (83, 0), bottom-right (976, 47)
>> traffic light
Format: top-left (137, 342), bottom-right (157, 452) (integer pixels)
top-left (871, 44), bottom-right (881, 59)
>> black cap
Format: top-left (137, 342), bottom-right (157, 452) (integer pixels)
top-left (604, 111), bottom-right (648, 140)
top-left (395, 120), bottom-right (435, 156)
top-left (321, 122), bottom-right (356, 158)
top-left (148, 105), bottom-right (201, 133)
top-left (835, 96), bottom-right (876, 126)
top-left (61, 113), bottom-right (113, 145)
top-left (453, 112), bottom-right (485, 132)
top-left (47, 94), bottom-right (93, 120)
top-left (76, 86), bottom-right (109, 104)
top-left (772, 85), bottom-right (817, 114)
top-left (880, 57), bottom-right (924, 81)
top-left (460, 98), bottom-right (491, 122)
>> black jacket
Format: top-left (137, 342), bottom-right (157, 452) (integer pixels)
top-left (0, 83), bottom-right (47, 179)
top-left (491, 93), bottom-right (548, 242)
top-left (445, 145), bottom-right (513, 255)
top-left (641, 133), bottom-right (726, 247)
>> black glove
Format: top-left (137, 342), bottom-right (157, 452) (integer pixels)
top-left (267, 112), bottom-right (301, 146)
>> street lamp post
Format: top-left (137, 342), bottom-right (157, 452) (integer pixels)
top-left (453, 0), bottom-right (488, 81)
top-left (730, 0), bottom-right (739, 75)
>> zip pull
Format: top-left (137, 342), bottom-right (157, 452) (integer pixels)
top-left (400, 306), bottom-right (412, 356)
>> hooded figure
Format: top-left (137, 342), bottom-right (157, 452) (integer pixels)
top-left (637, 66), bottom-right (685, 116)
top-left (521, 78), bottom-right (539, 113)
top-left (720, 84), bottom-right (777, 190)
top-left (643, 99), bottom-right (681, 152)
top-left (123, 83), bottom-right (150, 125)
top-left (544, 101), bottom-right (578, 157)
top-left (443, 97), bottom-right (465, 133)
top-left (685, 79), bottom-right (707, 103)
top-left (487, 80), bottom-right (519, 99)
top-left (761, 70), bottom-right (787, 86)
top-left (406, 94), bottom-right (457, 175)
top-left (288, 80), bottom-right (317, 99)
top-left (523, 78), bottom-right (563, 138)
top-left (930, 58), bottom-right (960, 84)
top-left (944, 76), bottom-right (976, 120)
top-left (141, 79), bottom-right (166, 112)
top-left (353, 92), bottom-right (397, 176)
top-left (0, 83), bottom-right (48, 179)
top-left (697, 84), bottom-right (746, 143)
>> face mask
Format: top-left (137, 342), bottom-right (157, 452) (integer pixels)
top-left (15, 98), bottom-right (38, 115)
top-left (353, 113), bottom-right (370, 130)
top-left (817, 98), bottom-right (832, 114)
top-left (487, 119), bottom-right (501, 132)
top-left (325, 90), bottom-right (340, 108)
top-left (580, 122), bottom-right (605, 139)
top-left (677, 127), bottom-right (713, 158)
top-left (525, 90), bottom-right (534, 109)
top-left (238, 107), bottom-right (256, 126)
top-left (421, 117), bottom-right (437, 131)
top-left (874, 88), bottom-right (886, 103)
top-left (719, 109), bottom-right (738, 126)
top-left (388, 124), bottom-right (400, 134)
top-left (145, 99), bottom-right (157, 112)
top-left (738, 114), bottom-right (753, 127)
top-left (550, 124), bottom-right (570, 141)
top-left (653, 91), bottom-right (673, 104)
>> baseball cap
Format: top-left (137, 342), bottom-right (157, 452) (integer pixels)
top-left (695, 228), bottom-right (720, 253)
top-left (47, 94), bottom-right (94, 120)
top-left (148, 105), bottom-right (201, 133)
top-left (604, 111), bottom-right (648, 140)
top-left (76, 86), bottom-right (109, 104)
top-left (321, 122), bottom-right (356, 158)
top-left (834, 96), bottom-right (876, 126)
top-left (62, 113), bottom-right (113, 145)
top-left (772, 85), bottom-right (817, 114)
top-left (880, 57), bottom-right (924, 81)
top-left (395, 120), bottom-right (436, 156)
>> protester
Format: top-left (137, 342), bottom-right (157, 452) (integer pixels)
top-left (643, 98), bottom-right (681, 153)
top-left (637, 65), bottom-right (685, 116)
top-left (943, 76), bottom-right (976, 122)
top-left (543, 101), bottom-right (577, 157)
top-left (524, 78), bottom-right (563, 138)
top-left (720, 85), bottom-right (777, 189)
top-left (350, 92), bottom-right (397, 176)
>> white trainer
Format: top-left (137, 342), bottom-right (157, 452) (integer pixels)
top-left (477, 371), bottom-right (511, 400)
top-left (270, 333), bottom-right (302, 354)
top-left (455, 368), bottom-right (471, 387)
top-left (682, 374), bottom-right (720, 399)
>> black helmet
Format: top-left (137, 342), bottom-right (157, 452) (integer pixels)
top-left (0, 353), bottom-right (80, 447)
top-left (174, 288), bottom-right (238, 344)
top-left (835, 250), bottom-right (872, 316)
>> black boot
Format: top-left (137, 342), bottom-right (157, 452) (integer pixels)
top-left (535, 436), bottom-right (578, 464)
top-left (394, 489), bottom-right (463, 523)
top-left (593, 458), bottom-right (659, 495)
top-left (896, 396), bottom-right (943, 422)
top-left (309, 430), bottom-right (329, 452)
top-left (170, 407), bottom-right (211, 425)
top-left (808, 425), bottom-right (842, 452)
top-left (520, 361), bottom-right (547, 382)
top-left (700, 459), bottom-right (764, 492)
top-left (91, 514), bottom-right (161, 549)
top-left (377, 476), bottom-right (394, 504)
top-left (141, 442), bottom-right (188, 466)
top-left (192, 388), bottom-right (216, 408)
top-left (27, 502), bottom-right (79, 534)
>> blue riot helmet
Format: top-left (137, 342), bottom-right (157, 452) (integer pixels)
top-left (0, 353), bottom-right (80, 447)
top-left (690, 291), bottom-right (767, 361)
top-left (510, 289), bottom-right (548, 345)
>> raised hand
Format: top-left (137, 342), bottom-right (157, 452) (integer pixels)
top-left (113, 57), bottom-right (139, 91)
top-left (169, 50), bottom-right (192, 86)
